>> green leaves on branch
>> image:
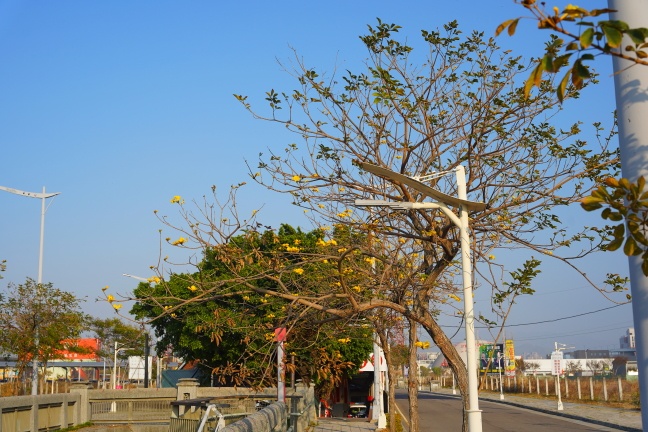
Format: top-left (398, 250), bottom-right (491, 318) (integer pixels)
top-left (498, 3), bottom-right (648, 102)
top-left (582, 176), bottom-right (648, 275)
top-left (493, 258), bottom-right (541, 305)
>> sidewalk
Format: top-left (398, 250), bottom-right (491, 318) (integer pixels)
top-left (313, 418), bottom-right (378, 432)
top-left (432, 387), bottom-right (642, 431)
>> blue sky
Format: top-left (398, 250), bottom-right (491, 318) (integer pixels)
top-left (0, 0), bottom-right (632, 356)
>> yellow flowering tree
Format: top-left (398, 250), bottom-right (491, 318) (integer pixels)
top-left (233, 19), bottom-right (624, 429)
top-left (127, 194), bottom-right (374, 391)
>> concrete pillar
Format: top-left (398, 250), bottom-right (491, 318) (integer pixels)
top-left (175, 378), bottom-right (200, 417)
top-left (69, 381), bottom-right (92, 424)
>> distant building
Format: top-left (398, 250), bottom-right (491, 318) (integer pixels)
top-left (620, 328), bottom-right (635, 349)
top-left (564, 349), bottom-right (610, 359)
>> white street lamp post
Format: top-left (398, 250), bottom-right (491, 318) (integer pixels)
top-left (0, 185), bottom-right (60, 396)
top-left (497, 352), bottom-right (504, 400)
top-left (551, 342), bottom-right (572, 411)
top-left (356, 162), bottom-right (486, 432)
top-left (113, 341), bottom-right (132, 390)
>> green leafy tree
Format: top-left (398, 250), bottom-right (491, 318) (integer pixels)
top-left (128, 221), bottom-right (373, 393)
top-left (500, 2), bottom-right (648, 275)
top-left (89, 317), bottom-right (147, 359)
top-left (0, 278), bottom-right (88, 385)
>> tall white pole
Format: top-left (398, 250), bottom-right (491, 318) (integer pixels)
top-left (38, 187), bottom-right (46, 284)
top-left (31, 187), bottom-right (47, 396)
top-left (456, 165), bottom-right (482, 432)
top-left (372, 336), bottom-right (385, 427)
top-left (277, 339), bottom-right (285, 402)
top-left (608, 1), bottom-right (648, 429)
top-left (113, 341), bottom-right (118, 390)
top-left (0, 185), bottom-right (59, 396)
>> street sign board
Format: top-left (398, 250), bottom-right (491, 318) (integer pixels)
top-left (551, 351), bottom-right (563, 376)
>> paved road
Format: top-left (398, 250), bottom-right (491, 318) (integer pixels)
top-left (395, 390), bottom-right (630, 431)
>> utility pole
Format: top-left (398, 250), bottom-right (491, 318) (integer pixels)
top-left (608, 1), bottom-right (648, 429)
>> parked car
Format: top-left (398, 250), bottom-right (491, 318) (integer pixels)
top-left (347, 403), bottom-right (367, 418)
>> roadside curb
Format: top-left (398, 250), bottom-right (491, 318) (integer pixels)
top-left (426, 390), bottom-right (642, 432)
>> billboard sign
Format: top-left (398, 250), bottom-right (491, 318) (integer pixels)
top-left (479, 340), bottom-right (516, 375)
top-left (479, 344), bottom-right (504, 374)
top-left (505, 339), bottom-right (516, 377)
top-left (128, 356), bottom-right (153, 381)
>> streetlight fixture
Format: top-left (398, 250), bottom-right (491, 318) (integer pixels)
top-left (0, 185), bottom-right (60, 396)
top-left (355, 162), bottom-right (486, 432)
top-left (113, 341), bottom-right (133, 390)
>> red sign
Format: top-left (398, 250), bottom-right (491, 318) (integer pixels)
top-left (274, 327), bottom-right (287, 342)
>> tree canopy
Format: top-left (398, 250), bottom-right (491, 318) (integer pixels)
top-left (0, 278), bottom-right (88, 379)
top-left (128, 222), bottom-right (374, 395)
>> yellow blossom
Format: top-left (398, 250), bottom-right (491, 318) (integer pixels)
top-left (311, 187), bottom-right (320, 192)
top-left (338, 187), bottom-right (345, 192)
top-left (171, 237), bottom-right (187, 246)
top-left (292, 175), bottom-right (301, 182)
top-left (170, 195), bottom-right (185, 204)
top-left (147, 276), bottom-right (161, 284)
top-left (449, 294), bottom-right (461, 302)
top-left (338, 248), bottom-right (347, 253)
top-left (189, 285), bottom-right (198, 292)
top-left (266, 313), bottom-right (276, 319)
top-left (364, 257), bottom-right (376, 265)
top-left (243, 295), bottom-right (250, 301)
top-left (323, 259), bottom-right (329, 264)
top-left (338, 338), bottom-right (351, 344)
top-left (102, 285), bottom-right (109, 291)
top-left (260, 298), bottom-right (268, 303)
top-left (107, 294), bottom-right (115, 302)
top-left (488, 254), bottom-right (495, 260)
top-left (293, 268), bottom-right (305, 275)
top-left (352, 285), bottom-right (361, 292)
top-left (318, 204), bottom-right (325, 209)
top-left (328, 239), bottom-right (337, 246)
top-left (112, 303), bottom-right (122, 310)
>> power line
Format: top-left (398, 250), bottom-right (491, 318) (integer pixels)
top-left (442, 303), bottom-right (628, 329)
top-left (496, 304), bottom-right (626, 328)
top-left (513, 325), bottom-right (631, 342)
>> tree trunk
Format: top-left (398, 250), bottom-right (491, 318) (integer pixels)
top-left (413, 308), bottom-right (469, 432)
top-left (408, 318), bottom-right (420, 432)
top-left (377, 328), bottom-right (397, 432)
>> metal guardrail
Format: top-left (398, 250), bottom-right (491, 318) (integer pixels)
top-left (90, 399), bottom-right (172, 423)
